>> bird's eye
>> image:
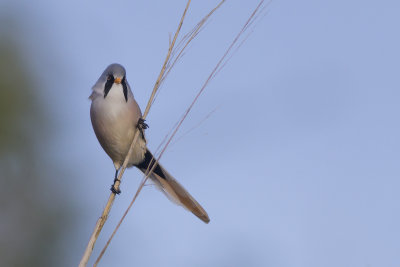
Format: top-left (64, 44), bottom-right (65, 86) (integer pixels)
top-left (107, 75), bottom-right (112, 80)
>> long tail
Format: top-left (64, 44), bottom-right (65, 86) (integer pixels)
top-left (136, 149), bottom-right (210, 223)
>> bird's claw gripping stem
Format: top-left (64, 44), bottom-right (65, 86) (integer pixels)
top-left (138, 118), bottom-right (149, 130)
top-left (110, 183), bottom-right (121, 195)
top-left (111, 173), bottom-right (121, 194)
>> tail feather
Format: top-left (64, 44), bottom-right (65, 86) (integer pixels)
top-left (137, 150), bottom-right (210, 224)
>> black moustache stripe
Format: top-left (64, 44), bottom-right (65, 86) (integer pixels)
top-left (122, 77), bottom-right (128, 102)
top-left (104, 75), bottom-right (114, 98)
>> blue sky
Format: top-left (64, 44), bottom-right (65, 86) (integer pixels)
top-left (2, 0), bottom-right (400, 266)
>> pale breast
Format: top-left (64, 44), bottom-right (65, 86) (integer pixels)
top-left (90, 88), bottom-right (146, 169)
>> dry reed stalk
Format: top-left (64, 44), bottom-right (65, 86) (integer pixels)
top-left (94, 0), bottom-right (267, 265)
top-left (78, 1), bottom-right (192, 266)
top-left (93, 1), bottom-right (227, 265)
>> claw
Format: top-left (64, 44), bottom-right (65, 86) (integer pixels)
top-left (138, 118), bottom-right (149, 130)
top-left (111, 184), bottom-right (121, 195)
top-left (111, 169), bottom-right (121, 194)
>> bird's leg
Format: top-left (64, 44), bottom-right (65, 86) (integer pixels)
top-left (137, 118), bottom-right (149, 140)
top-left (113, 169), bottom-right (119, 183)
top-left (111, 169), bottom-right (121, 195)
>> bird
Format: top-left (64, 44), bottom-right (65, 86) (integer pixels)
top-left (89, 63), bottom-right (210, 223)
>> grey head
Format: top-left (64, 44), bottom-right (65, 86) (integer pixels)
top-left (102, 63), bottom-right (126, 79)
top-left (91, 63), bottom-right (131, 102)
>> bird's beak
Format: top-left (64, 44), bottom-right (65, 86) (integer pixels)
top-left (114, 77), bottom-right (122, 84)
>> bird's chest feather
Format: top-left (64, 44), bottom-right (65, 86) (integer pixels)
top-left (90, 91), bottom-right (145, 165)
top-left (93, 93), bottom-right (134, 141)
